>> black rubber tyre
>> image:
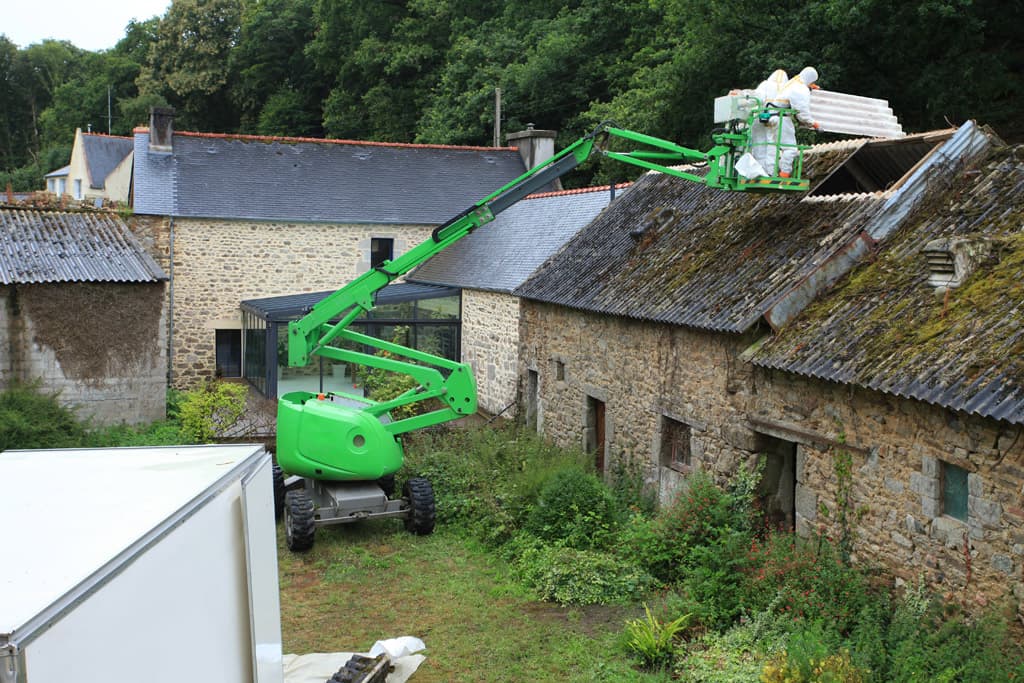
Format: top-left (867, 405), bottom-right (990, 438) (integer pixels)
top-left (403, 477), bottom-right (436, 536)
top-left (284, 489), bottom-right (315, 552)
top-left (377, 473), bottom-right (396, 498)
top-left (272, 464), bottom-right (285, 520)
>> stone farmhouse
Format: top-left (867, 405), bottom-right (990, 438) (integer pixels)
top-left (0, 208), bottom-right (167, 424)
top-left (130, 109), bottom-right (545, 393)
top-left (45, 129), bottom-right (133, 204)
top-left (409, 184), bottom-right (627, 416)
top-left (513, 122), bottom-right (1024, 609)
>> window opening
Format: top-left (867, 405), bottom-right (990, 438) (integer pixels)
top-left (554, 360), bottom-right (565, 381)
top-left (660, 416), bottom-right (691, 471)
top-left (942, 461), bottom-right (968, 522)
top-left (215, 329), bottom-right (242, 377)
top-left (754, 433), bottom-right (797, 531)
top-left (371, 238), bottom-right (394, 269)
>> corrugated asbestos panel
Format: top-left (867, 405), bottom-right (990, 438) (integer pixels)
top-left (0, 209), bottom-right (167, 284)
top-left (751, 142), bottom-right (1024, 425)
top-left (515, 145), bottom-right (887, 332)
top-left (811, 89), bottom-right (904, 139)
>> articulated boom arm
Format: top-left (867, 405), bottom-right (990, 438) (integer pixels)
top-left (277, 122), bottom-right (807, 481)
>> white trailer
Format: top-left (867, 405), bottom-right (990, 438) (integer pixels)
top-left (0, 444), bottom-right (285, 683)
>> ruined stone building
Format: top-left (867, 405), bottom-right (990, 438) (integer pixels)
top-left (410, 185), bottom-right (623, 415)
top-left (514, 122), bottom-right (1024, 609)
top-left (0, 208), bottom-right (167, 424)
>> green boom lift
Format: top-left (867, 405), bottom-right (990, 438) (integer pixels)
top-left (276, 103), bottom-right (808, 551)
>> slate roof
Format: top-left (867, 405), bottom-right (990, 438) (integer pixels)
top-left (409, 185), bottom-right (624, 293)
top-left (132, 130), bottom-right (527, 224)
top-left (0, 209), bottom-right (167, 284)
top-left (45, 165), bottom-right (70, 178)
top-left (751, 145), bottom-right (1024, 425)
top-left (514, 144), bottom-right (890, 332)
top-left (81, 134), bottom-right (133, 190)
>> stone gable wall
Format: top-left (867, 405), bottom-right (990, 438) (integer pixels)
top-left (163, 217), bottom-right (431, 388)
top-left (520, 299), bottom-right (1024, 610)
top-left (462, 290), bottom-right (520, 416)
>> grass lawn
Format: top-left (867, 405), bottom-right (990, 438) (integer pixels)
top-left (277, 519), bottom-right (671, 682)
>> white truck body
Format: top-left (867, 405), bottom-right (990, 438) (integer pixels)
top-left (0, 444), bottom-right (284, 683)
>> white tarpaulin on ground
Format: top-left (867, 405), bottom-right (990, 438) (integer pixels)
top-left (284, 637), bottom-right (426, 683)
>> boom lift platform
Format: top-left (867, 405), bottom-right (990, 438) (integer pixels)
top-left (276, 108), bottom-right (811, 551)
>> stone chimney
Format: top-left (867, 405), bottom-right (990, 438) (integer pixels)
top-left (148, 107), bottom-right (175, 154)
top-left (507, 124), bottom-right (559, 190)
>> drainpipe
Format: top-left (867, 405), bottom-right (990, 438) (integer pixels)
top-left (167, 216), bottom-right (175, 390)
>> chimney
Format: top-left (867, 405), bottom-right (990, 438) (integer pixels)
top-left (922, 237), bottom-right (993, 290)
top-left (148, 107), bottom-right (175, 154)
top-left (507, 124), bottom-right (560, 188)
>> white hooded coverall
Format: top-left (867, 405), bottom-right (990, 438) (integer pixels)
top-left (750, 69), bottom-right (788, 176)
top-left (774, 66), bottom-right (818, 175)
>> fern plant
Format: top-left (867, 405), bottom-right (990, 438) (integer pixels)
top-left (624, 603), bottom-right (691, 668)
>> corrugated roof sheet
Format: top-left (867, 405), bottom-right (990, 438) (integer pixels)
top-left (409, 186), bottom-right (621, 293)
top-left (81, 134), bottom-right (133, 190)
top-left (0, 209), bottom-right (167, 284)
top-left (514, 145), bottom-right (890, 332)
top-left (132, 131), bottom-right (527, 224)
top-left (751, 145), bottom-right (1024, 424)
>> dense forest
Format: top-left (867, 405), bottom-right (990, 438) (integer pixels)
top-left (1, 0), bottom-right (1021, 190)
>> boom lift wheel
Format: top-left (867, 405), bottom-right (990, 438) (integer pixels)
top-left (284, 489), bottom-right (316, 552)
top-left (403, 477), bottom-right (436, 536)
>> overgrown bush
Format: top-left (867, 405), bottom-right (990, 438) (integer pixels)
top-left (514, 542), bottom-right (654, 606)
top-left (0, 382), bottom-right (85, 450)
top-left (761, 627), bottom-right (867, 683)
top-left (524, 468), bottom-right (622, 550)
top-left (178, 380), bottom-right (248, 442)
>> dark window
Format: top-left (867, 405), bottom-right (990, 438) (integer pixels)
top-left (554, 360), bottom-right (565, 381)
top-left (371, 238), bottom-right (394, 269)
top-left (942, 461), bottom-right (968, 521)
top-left (660, 417), bottom-right (691, 470)
top-left (216, 329), bottom-right (242, 377)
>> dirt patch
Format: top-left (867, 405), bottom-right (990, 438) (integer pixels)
top-left (288, 571), bottom-right (322, 590)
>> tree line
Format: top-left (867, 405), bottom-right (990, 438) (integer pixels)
top-left (1, 0), bottom-right (1020, 190)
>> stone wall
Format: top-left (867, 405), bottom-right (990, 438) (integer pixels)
top-left (520, 300), bottom-right (1024, 609)
top-left (0, 283), bottom-right (167, 425)
top-left (462, 289), bottom-right (520, 416)
top-left (750, 370), bottom-right (1024, 611)
top-left (152, 217), bottom-right (431, 388)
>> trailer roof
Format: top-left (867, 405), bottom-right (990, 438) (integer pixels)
top-left (0, 444), bottom-right (264, 645)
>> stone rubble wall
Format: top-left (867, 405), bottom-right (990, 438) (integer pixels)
top-left (462, 290), bottom-right (520, 417)
top-left (520, 299), bottom-right (1024, 610)
top-left (139, 217), bottom-right (431, 389)
top-left (0, 284), bottom-right (167, 425)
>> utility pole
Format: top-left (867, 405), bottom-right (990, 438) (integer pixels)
top-left (107, 86), bottom-right (112, 135)
top-left (493, 88), bottom-right (502, 147)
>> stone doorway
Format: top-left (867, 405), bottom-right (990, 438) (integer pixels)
top-left (755, 433), bottom-right (796, 531)
top-left (585, 395), bottom-right (606, 475)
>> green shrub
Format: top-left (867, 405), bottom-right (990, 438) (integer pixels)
top-left (178, 381), bottom-right (248, 442)
top-left (625, 603), bottom-right (691, 669)
top-left (515, 544), bottom-right (654, 605)
top-left (524, 467), bottom-right (622, 550)
top-left (0, 382), bottom-right (86, 450)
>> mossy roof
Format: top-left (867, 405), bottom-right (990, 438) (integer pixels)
top-left (515, 141), bottom-right (886, 332)
top-left (751, 145), bottom-right (1024, 424)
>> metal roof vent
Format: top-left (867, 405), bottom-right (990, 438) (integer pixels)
top-left (922, 237), bottom-right (992, 289)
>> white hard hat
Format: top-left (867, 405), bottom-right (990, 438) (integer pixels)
top-left (799, 67), bottom-right (818, 86)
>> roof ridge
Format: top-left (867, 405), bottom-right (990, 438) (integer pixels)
top-left (132, 127), bottom-right (517, 152)
top-left (82, 132), bottom-right (133, 140)
top-left (526, 182), bottom-right (633, 200)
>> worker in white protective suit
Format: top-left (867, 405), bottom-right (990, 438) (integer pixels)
top-left (772, 66), bottom-right (821, 177)
top-left (750, 69), bottom-right (789, 176)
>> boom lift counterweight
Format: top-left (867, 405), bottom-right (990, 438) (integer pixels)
top-left (277, 113), bottom-right (809, 551)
